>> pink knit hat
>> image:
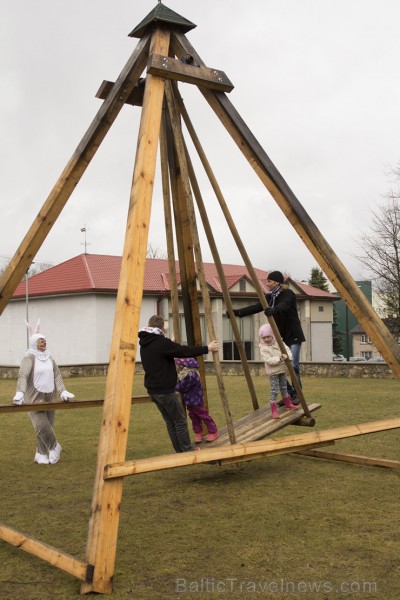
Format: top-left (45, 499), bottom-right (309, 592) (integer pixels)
top-left (259, 323), bottom-right (275, 340)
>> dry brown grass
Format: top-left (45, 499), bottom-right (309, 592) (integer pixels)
top-left (0, 374), bottom-right (399, 599)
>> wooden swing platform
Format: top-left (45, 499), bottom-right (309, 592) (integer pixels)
top-left (204, 402), bottom-right (321, 447)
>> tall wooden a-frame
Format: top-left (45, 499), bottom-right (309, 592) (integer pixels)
top-left (1, 2), bottom-right (400, 595)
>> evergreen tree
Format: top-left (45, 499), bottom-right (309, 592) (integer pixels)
top-left (332, 303), bottom-right (343, 354)
top-left (308, 266), bottom-right (329, 291)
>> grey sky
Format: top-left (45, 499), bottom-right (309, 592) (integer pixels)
top-left (1, 0), bottom-right (400, 283)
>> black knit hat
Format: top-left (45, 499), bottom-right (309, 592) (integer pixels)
top-left (267, 270), bottom-right (284, 284)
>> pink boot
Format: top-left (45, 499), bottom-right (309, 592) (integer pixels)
top-left (270, 402), bottom-right (279, 419)
top-left (283, 395), bottom-right (298, 410)
top-left (204, 431), bottom-right (219, 442)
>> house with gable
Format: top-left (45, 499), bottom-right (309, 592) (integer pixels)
top-left (0, 254), bottom-right (337, 366)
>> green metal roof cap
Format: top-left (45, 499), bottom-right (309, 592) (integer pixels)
top-left (128, 2), bottom-right (196, 38)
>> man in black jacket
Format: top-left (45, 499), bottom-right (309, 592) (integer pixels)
top-left (139, 315), bottom-right (219, 452)
top-left (232, 270), bottom-right (305, 404)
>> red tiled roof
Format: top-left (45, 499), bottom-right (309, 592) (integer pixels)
top-left (11, 254), bottom-right (336, 300)
top-left (293, 280), bottom-right (338, 300)
top-left (13, 254), bottom-right (122, 297)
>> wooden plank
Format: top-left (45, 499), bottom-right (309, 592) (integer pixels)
top-left (223, 407), bottom-right (307, 443)
top-left (297, 448), bottom-right (400, 469)
top-left (0, 33), bottom-right (151, 316)
top-left (147, 54), bottom-right (234, 92)
top-left (0, 523), bottom-right (88, 582)
top-left (0, 396), bottom-right (150, 414)
top-left (206, 403), bottom-right (321, 447)
top-left (82, 27), bottom-right (171, 595)
top-left (96, 79), bottom-right (144, 107)
top-left (103, 417), bottom-right (400, 478)
top-left (171, 31), bottom-right (400, 379)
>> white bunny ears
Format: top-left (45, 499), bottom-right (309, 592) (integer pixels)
top-left (24, 318), bottom-right (41, 338)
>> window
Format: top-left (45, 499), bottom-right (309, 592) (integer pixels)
top-left (361, 334), bottom-right (372, 344)
top-left (318, 306), bottom-right (324, 312)
top-left (169, 314), bottom-right (207, 345)
top-left (223, 314), bottom-right (253, 360)
top-left (239, 279), bottom-right (246, 292)
top-left (361, 351), bottom-right (372, 359)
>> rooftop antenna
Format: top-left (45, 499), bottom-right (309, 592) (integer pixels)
top-left (80, 226), bottom-right (90, 254)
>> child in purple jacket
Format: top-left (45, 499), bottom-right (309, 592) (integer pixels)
top-left (175, 357), bottom-right (219, 443)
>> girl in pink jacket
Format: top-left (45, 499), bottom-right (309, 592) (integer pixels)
top-left (259, 324), bottom-right (298, 419)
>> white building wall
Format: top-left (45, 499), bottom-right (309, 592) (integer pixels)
top-left (310, 322), bottom-right (332, 362)
top-left (0, 295), bottom-right (156, 366)
top-left (0, 300), bottom-right (27, 365)
top-left (92, 295), bottom-right (115, 364)
top-left (0, 292), bottom-right (334, 365)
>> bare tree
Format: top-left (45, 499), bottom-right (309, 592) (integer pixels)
top-left (28, 262), bottom-right (53, 276)
top-left (0, 256), bottom-right (11, 277)
top-left (146, 243), bottom-right (167, 259)
top-left (0, 258), bottom-right (53, 280)
top-left (355, 165), bottom-right (400, 336)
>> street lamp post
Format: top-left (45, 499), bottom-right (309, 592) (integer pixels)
top-left (25, 270), bottom-right (29, 348)
top-left (25, 262), bottom-right (36, 348)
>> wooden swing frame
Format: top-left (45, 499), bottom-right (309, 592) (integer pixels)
top-left (0, 4), bottom-right (400, 595)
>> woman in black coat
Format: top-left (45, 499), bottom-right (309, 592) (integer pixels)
top-left (232, 270), bottom-right (305, 403)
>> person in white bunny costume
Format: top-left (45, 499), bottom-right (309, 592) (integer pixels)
top-left (12, 319), bottom-right (74, 465)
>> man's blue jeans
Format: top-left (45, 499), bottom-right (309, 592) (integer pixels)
top-left (287, 342), bottom-right (302, 397)
top-left (150, 392), bottom-right (194, 453)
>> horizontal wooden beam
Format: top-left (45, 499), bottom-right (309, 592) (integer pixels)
top-left (217, 440), bottom-right (333, 466)
top-left (96, 79), bottom-right (144, 107)
top-left (103, 417), bottom-right (400, 478)
top-left (0, 395), bottom-right (150, 414)
top-left (0, 523), bottom-right (89, 582)
top-left (147, 54), bottom-right (234, 92)
top-left (297, 448), bottom-right (400, 469)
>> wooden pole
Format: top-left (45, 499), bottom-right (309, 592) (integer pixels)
top-left (171, 31), bottom-right (400, 378)
top-left (0, 34), bottom-right (151, 315)
top-left (164, 81), bottom-right (236, 444)
top-left (185, 153), bottom-right (261, 415)
top-left (296, 448), bottom-right (400, 469)
top-left (164, 110), bottom-right (208, 397)
top-left (81, 27), bottom-right (170, 595)
top-left (173, 90), bottom-right (261, 409)
top-left (103, 417), bottom-right (400, 477)
top-left (0, 523), bottom-right (88, 582)
top-left (171, 81), bottom-right (309, 415)
top-left (160, 106), bottom-right (180, 342)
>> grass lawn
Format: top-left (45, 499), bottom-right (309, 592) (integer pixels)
top-left (0, 374), bottom-right (399, 599)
